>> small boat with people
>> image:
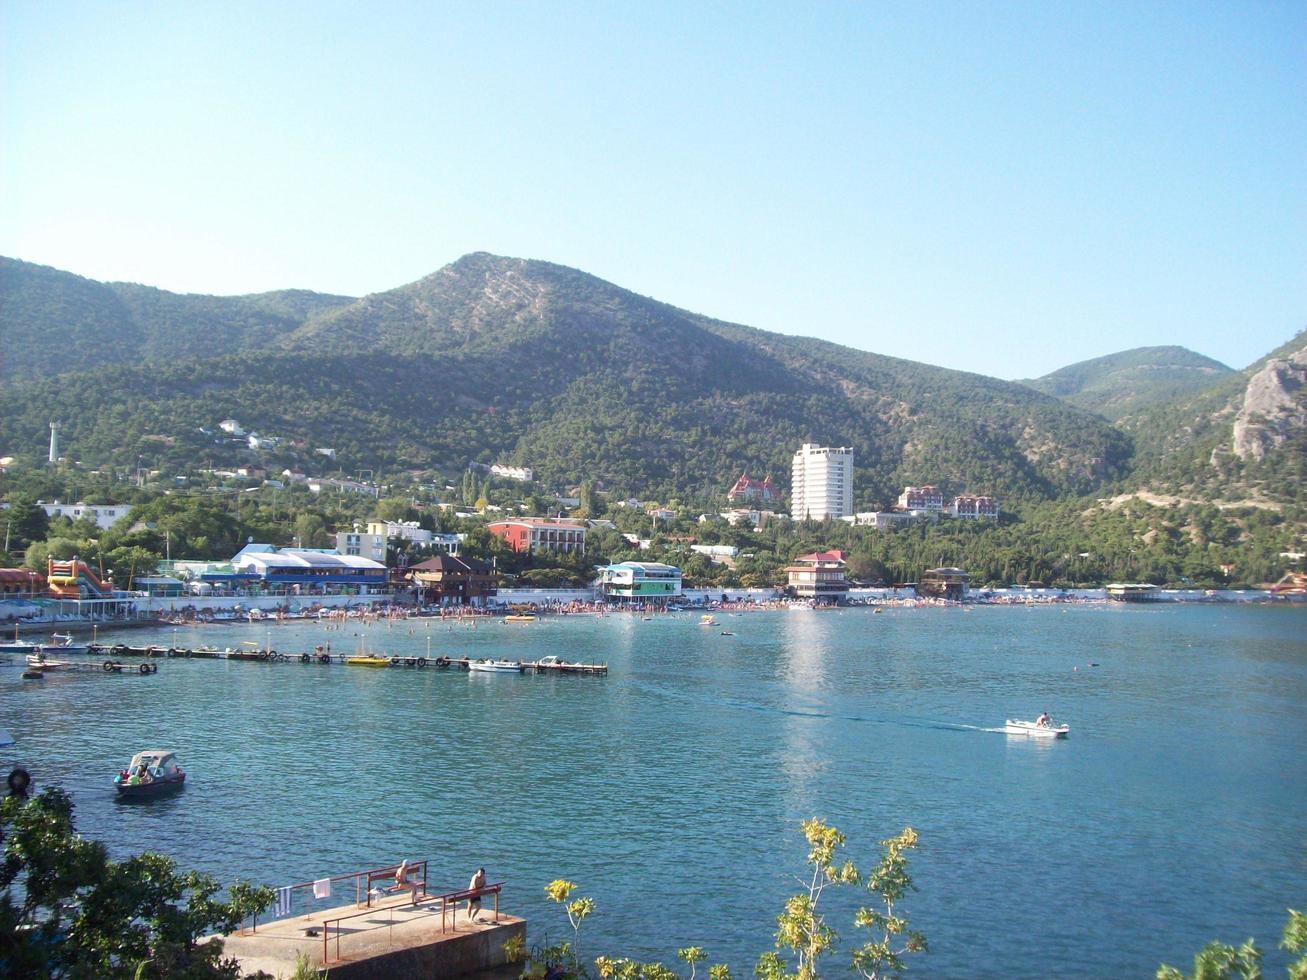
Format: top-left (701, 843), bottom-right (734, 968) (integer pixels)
top-left (25, 654), bottom-right (71, 671)
top-left (115, 750), bottom-right (186, 796)
top-left (468, 659), bottom-right (525, 673)
top-left (698, 614), bottom-right (717, 627)
top-left (1004, 715), bottom-right (1070, 738)
top-left (38, 632), bottom-right (90, 654)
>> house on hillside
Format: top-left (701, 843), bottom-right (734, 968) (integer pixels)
top-left (727, 473), bottom-right (779, 503)
top-left (950, 495), bottom-right (998, 519)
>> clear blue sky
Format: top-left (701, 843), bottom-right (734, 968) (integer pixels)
top-left (3, 1), bottom-right (1303, 378)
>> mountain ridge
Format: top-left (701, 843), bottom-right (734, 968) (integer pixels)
top-left (0, 252), bottom-right (1135, 506)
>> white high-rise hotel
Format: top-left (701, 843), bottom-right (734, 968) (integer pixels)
top-left (791, 443), bottom-right (854, 520)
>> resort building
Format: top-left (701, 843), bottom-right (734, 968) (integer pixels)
top-left (785, 550), bottom-right (850, 603)
top-left (950, 495), bottom-right (999, 520)
top-left (916, 567), bottom-right (970, 600)
top-left (489, 464), bottom-right (534, 482)
top-left (727, 473), bottom-right (779, 504)
top-left (841, 511), bottom-right (918, 529)
top-left (409, 554), bottom-right (498, 606)
top-left (896, 486), bottom-right (945, 514)
top-left (791, 444), bottom-right (854, 521)
top-left (38, 501), bottom-right (130, 530)
top-left (486, 518), bottom-right (586, 555)
top-left (599, 561), bottom-right (683, 604)
top-left (308, 478), bottom-right (380, 498)
top-left (228, 544), bottom-right (387, 593)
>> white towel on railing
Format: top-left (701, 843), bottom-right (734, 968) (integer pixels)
top-left (273, 886), bottom-right (292, 917)
top-left (313, 878), bottom-right (331, 899)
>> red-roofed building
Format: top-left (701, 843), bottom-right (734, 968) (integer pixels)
top-left (486, 518), bottom-right (586, 555)
top-left (0, 568), bottom-right (46, 597)
top-left (727, 473), bottom-right (779, 504)
top-left (897, 485), bottom-right (945, 513)
top-left (950, 495), bottom-right (998, 520)
top-left (784, 549), bottom-right (850, 603)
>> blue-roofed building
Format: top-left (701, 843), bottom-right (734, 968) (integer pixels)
top-left (229, 544), bottom-right (388, 593)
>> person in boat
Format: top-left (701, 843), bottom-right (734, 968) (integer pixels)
top-left (1036, 712), bottom-right (1051, 728)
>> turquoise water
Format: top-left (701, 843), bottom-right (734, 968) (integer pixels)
top-left (4, 604), bottom-right (1306, 978)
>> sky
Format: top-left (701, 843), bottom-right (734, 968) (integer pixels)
top-left (2, 2), bottom-right (1303, 379)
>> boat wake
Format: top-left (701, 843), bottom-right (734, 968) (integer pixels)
top-left (632, 680), bottom-right (1011, 734)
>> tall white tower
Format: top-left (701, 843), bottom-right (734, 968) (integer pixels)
top-left (791, 443), bottom-right (854, 520)
top-left (48, 421), bottom-right (60, 464)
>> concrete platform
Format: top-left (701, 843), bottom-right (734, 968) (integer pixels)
top-left (220, 892), bottom-right (524, 980)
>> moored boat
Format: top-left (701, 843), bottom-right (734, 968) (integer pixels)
top-left (345, 655), bottom-right (393, 667)
top-left (468, 659), bottom-right (525, 673)
top-left (504, 614), bottom-right (537, 623)
top-left (38, 633), bottom-right (90, 654)
top-left (25, 654), bottom-right (71, 671)
top-left (115, 750), bottom-right (186, 796)
top-left (1004, 718), bottom-right (1070, 738)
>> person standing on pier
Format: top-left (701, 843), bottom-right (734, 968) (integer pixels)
top-left (467, 867), bottom-right (486, 923)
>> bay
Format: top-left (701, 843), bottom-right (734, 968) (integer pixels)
top-left (3, 603), bottom-right (1305, 978)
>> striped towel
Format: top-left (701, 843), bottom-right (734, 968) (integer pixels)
top-left (273, 886), bottom-right (292, 918)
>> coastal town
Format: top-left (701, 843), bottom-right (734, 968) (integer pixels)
top-left (13, 426), bottom-right (1292, 632)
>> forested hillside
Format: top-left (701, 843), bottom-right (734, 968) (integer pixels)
top-left (1021, 346), bottom-right (1233, 422)
top-left (0, 257), bottom-right (353, 381)
top-left (0, 254), bottom-right (1133, 506)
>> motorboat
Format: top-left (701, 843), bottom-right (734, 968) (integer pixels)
top-left (698, 614), bottom-right (717, 626)
top-left (1004, 718), bottom-right (1070, 738)
top-left (345, 655), bottom-right (393, 667)
top-left (0, 639), bottom-right (38, 654)
top-left (38, 633), bottom-right (91, 655)
top-left (25, 654), bottom-right (71, 671)
top-left (115, 750), bottom-right (186, 796)
top-left (468, 659), bottom-right (525, 673)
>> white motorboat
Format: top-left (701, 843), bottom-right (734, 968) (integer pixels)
top-left (1004, 718), bottom-right (1070, 738)
top-left (468, 659), bottom-right (525, 673)
top-left (25, 654), bottom-right (71, 671)
top-left (38, 633), bottom-right (90, 654)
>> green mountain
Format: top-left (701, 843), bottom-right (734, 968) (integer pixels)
top-left (0, 257), bottom-right (354, 382)
top-left (0, 252), bottom-right (1143, 506)
top-left (1123, 329), bottom-right (1307, 504)
top-left (1020, 346), bottom-right (1234, 422)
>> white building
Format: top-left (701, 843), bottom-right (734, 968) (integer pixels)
top-left (39, 501), bottom-right (130, 530)
top-left (691, 544), bottom-right (738, 562)
top-left (950, 495), bottom-right (999, 520)
top-left (841, 511), bottom-right (918, 529)
top-left (219, 419), bottom-right (245, 435)
top-left (309, 478), bottom-right (380, 498)
top-left (489, 464), bottom-right (534, 482)
top-left (791, 444), bottom-right (854, 521)
top-left (599, 561), bottom-right (683, 604)
top-left (897, 486), bottom-right (945, 514)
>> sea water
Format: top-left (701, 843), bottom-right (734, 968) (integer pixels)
top-left (3, 603), bottom-right (1305, 978)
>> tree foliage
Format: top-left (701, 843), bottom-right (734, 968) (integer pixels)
top-left (0, 787), bottom-right (273, 979)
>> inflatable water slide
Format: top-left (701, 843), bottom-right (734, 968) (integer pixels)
top-left (46, 558), bottom-right (113, 599)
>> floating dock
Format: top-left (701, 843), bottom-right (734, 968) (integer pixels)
top-left (64, 644), bottom-right (609, 674)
